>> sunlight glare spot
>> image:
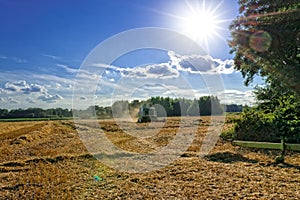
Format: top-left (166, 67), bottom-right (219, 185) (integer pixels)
top-left (184, 11), bottom-right (218, 40)
top-left (173, 0), bottom-right (229, 53)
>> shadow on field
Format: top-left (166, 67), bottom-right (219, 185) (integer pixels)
top-left (205, 151), bottom-right (258, 164)
top-left (274, 162), bottom-right (300, 171)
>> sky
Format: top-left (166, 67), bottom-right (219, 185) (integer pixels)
top-left (0, 0), bottom-right (264, 110)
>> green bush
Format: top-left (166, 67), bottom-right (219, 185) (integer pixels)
top-left (233, 108), bottom-right (279, 142)
top-left (220, 127), bottom-right (235, 141)
top-left (272, 95), bottom-right (300, 143)
top-left (232, 95), bottom-right (300, 143)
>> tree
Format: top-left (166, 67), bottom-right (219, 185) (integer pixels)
top-left (148, 96), bottom-right (174, 116)
top-left (187, 99), bottom-right (200, 116)
top-left (0, 109), bottom-right (8, 118)
top-left (198, 96), bottom-right (223, 116)
top-left (225, 104), bottom-right (243, 112)
top-left (172, 98), bottom-right (191, 116)
top-left (210, 96), bottom-right (224, 115)
top-left (229, 0), bottom-right (300, 142)
top-left (198, 96), bottom-right (211, 115)
top-left (229, 0), bottom-right (300, 94)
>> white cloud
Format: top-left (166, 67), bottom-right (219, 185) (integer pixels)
top-left (0, 71), bottom-right (76, 108)
top-left (4, 81), bottom-right (25, 92)
top-left (4, 80), bottom-right (47, 94)
top-left (0, 79), bottom-right (67, 105)
top-left (171, 53), bottom-right (214, 73)
top-left (92, 51), bottom-right (235, 84)
top-left (55, 83), bottom-right (61, 89)
top-left (222, 89), bottom-right (245, 95)
top-left (93, 63), bottom-right (123, 72)
top-left (42, 54), bottom-right (61, 60)
top-left (56, 64), bottom-right (78, 74)
top-left (24, 83), bottom-right (47, 93)
top-left (76, 71), bottom-right (100, 80)
top-left (94, 62), bottom-right (179, 79)
top-left (30, 73), bottom-right (74, 85)
top-left (123, 63), bottom-right (179, 79)
top-left (0, 88), bottom-right (5, 94)
top-left (26, 97), bottom-right (35, 104)
top-left (210, 59), bottom-right (235, 74)
top-left (218, 90), bottom-right (255, 105)
top-left (8, 97), bottom-right (19, 104)
top-left (38, 94), bottom-right (64, 103)
top-left (168, 51), bottom-right (236, 75)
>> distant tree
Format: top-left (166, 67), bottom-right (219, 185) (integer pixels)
top-left (149, 96), bottom-right (173, 116)
top-left (172, 100), bottom-right (181, 116)
top-left (210, 96), bottom-right (224, 115)
top-left (198, 96), bottom-right (211, 115)
top-left (171, 98), bottom-right (192, 116)
top-left (131, 100), bottom-right (140, 108)
top-left (198, 96), bottom-right (223, 116)
top-left (104, 106), bottom-right (112, 117)
top-left (225, 104), bottom-right (243, 112)
top-left (187, 99), bottom-right (200, 116)
top-left (0, 109), bottom-right (8, 118)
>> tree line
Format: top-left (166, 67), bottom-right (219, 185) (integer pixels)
top-left (147, 96), bottom-right (225, 116)
top-left (0, 108), bottom-right (73, 119)
top-left (0, 96), bottom-right (243, 119)
top-left (86, 96), bottom-right (242, 119)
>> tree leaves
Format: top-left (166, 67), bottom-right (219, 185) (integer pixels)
top-left (229, 1), bottom-right (300, 142)
top-left (229, 0), bottom-right (300, 94)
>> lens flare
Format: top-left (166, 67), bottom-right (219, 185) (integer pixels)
top-left (249, 30), bottom-right (272, 52)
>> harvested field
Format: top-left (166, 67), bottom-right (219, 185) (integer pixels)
top-left (1, 117), bottom-right (300, 199)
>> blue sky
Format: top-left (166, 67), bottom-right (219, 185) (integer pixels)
top-left (0, 0), bottom-right (263, 109)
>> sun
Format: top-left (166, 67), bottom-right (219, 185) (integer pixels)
top-left (183, 11), bottom-right (219, 41)
top-left (173, 0), bottom-right (228, 52)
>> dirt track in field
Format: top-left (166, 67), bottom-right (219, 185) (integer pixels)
top-left (0, 117), bottom-right (300, 199)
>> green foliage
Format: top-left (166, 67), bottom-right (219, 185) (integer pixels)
top-left (149, 96), bottom-right (224, 116)
top-left (232, 95), bottom-right (300, 143)
top-left (0, 108), bottom-right (72, 119)
top-left (229, 0), bottom-right (300, 94)
top-left (229, 1), bottom-right (300, 143)
top-left (225, 105), bottom-right (243, 113)
top-left (0, 109), bottom-right (9, 118)
top-left (149, 96), bottom-right (174, 116)
top-left (272, 95), bottom-right (300, 141)
top-left (234, 108), bottom-right (279, 142)
top-left (220, 127), bottom-right (235, 141)
top-left (200, 96), bottom-right (224, 115)
top-left (275, 155), bottom-right (285, 163)
top-left (0, 117), bottom-right (73, 122)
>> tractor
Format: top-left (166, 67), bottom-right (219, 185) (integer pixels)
top-left (137, 104), bottom-right (158, 123)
